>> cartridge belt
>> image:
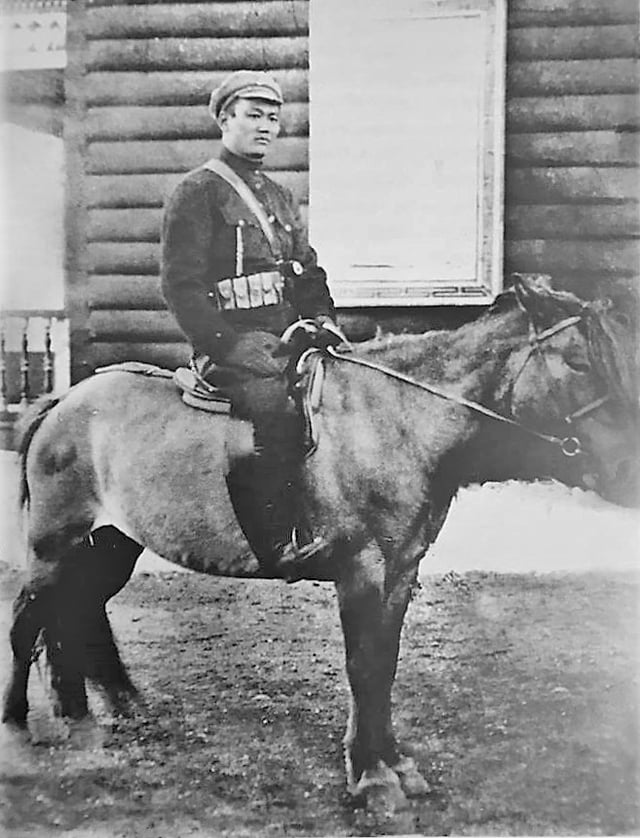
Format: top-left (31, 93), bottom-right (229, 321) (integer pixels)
top-left (210, 271), bottom-right (285, 311)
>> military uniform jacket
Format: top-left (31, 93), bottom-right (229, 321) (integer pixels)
top-left (161, 147), bottom-right (335, 363)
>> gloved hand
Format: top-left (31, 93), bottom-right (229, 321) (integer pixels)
top-left (313, 315), bottom-right (351, 350)
top-left (224, 331), bottom-right (288, 378)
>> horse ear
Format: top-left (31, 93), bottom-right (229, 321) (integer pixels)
top-left (511, 273), bottom-right (551, 315)
top-left (511, 273), bottom-right (584, 324)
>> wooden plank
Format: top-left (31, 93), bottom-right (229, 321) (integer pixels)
top-left (507, 94), bottom-right (639, 132)
top-left (86, 102), bottom-right (309, 141)
top-left (507, 59), bottom-right (639, 96)
top-left (509, 0), bottom-right (638, 28)
top-left (506, 131), bottom-right (640, 166)
top-left (89, 242), bottom-right (160, 275)
top-left (86, 137), bottom-right (308, 174)
top-left (89, 275), bottom-right (166, 309)
top-left (505, 239), bottom-right (640, 274)
top-left (89, 309), bottom-right (183, 341)
top-left (87, 171), bottom-right (309, 209)
top-left (505, 204), bottom-right (640, 240)
top-left (86, 70), bottom-right (309, 106)
top-left (90, 341), bottom-right (191, 371)
top-left (86, 2), bottom-right (308, 38)
top-left (505, 167), bottom-right (640, 203)
top-left (86, 36), bottom-right (309, 71)
top-left (88, 209), bottom-right (163, 242)
top-left (507, 26), bottom-right (639, 61)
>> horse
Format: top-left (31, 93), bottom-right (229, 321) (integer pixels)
top-left (3, 275), bottom-right (638, 814)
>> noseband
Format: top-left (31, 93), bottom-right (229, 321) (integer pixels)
top-left (315, 307), bottom-right (611, 459)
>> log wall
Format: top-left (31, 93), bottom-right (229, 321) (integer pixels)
top-left (67, 0), bottom-right (640, 377)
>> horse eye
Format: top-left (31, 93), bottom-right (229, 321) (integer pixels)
top-left (564, 353), bottom-right (591, 374)
top-left (612, 312), bottom-right (631, 328)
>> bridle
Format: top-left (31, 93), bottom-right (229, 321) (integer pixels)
top-left (304, 305), bottom-right (612, 459)
top-left (508, 309), bottom-right (612, 456)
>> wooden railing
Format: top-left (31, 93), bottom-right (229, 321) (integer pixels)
top-left (0, 309), bottom-right (69, 447)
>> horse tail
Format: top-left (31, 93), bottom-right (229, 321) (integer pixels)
top-left (17, 394), bottom-right (63, 508)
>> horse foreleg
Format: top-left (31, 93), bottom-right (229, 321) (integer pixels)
top-left (2, 584), bottom-right (52, 730)
top-left (336, 548), bottom-right (426, 813)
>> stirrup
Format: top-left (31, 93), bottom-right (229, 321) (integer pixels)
top-left (275, 529), bottom-right (330, 581)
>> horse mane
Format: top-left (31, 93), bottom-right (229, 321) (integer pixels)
top-left (16, 394), bottom-right (62, 508)
top-left (585, 304), bottom-right (638, 410)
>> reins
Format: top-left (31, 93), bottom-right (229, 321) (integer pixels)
top-left (326, 346), bottom-right (583, 456)
top-left (323, 308), bottom-right (611, 458)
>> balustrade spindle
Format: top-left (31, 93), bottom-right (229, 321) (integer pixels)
top-left (43, 319), bottom-right (54, 394)
top-left (19, 320), bottom-right (30, 407)
top-left (0, 325), bottom-right (7, 411)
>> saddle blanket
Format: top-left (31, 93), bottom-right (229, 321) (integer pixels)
top-left (95, 362), bottom-right (231, 414)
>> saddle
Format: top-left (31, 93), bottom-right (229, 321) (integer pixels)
top-left (95, 361), bottom-right (231, 415)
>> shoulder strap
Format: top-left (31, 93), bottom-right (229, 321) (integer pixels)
top-left (202, 157), bottom-right (280, 258)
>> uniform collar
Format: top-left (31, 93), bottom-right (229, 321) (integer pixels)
top-left (219, 146), bottom-right (264, 175)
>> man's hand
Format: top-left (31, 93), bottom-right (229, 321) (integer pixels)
top-left (224, 331), bottom-right (288, 377)
top-left (313, 316), bottom-right (351, 350)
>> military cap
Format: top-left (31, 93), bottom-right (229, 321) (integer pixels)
top-left (209, 70), bottom-right (284, 121)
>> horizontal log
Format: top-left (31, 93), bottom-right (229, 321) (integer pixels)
top-left (88, 173), bottom-right (182, 208)
top-left (87, 169), bottom-right (309, 208)
top-left (5, 69), bottom-right (65, 105)
top-left (89, 242), bottom-right (160, 275)
top-left (505, 204), bottom-right (640, 239)
top-left (88, 209), bottom-right (163, 242)
top-left (505, 239), bottom-right (640, 274)
top-left (87, 199), bottom-right (307, 241)
top-left (89, 275), bottom-right (166, 309)
top-left (90, 341), bottom-right (191, 371)
top-left (506, 131), bottom-right (640, 166)
top-left (505, 167), bottom-right (639, 203)
top-left (507, 94), bottom-right (639, 132)
top-left (86, 103), bottom-right (309, 141)
top-left (507, 26), bottom-right (639, 61)
top-left (507, 59), bottom-right (639, 96)
top-left (86, 137), bottom-right (308, 174)
top-left (87, 1), bottom-right (308, 38)
top-left (85, 70), bottom-right (309, 106)
top-left (89, 309), bottom-right (183, 341)
top-left (508, 0), bottom-right (638, 27)
top-left (86, 36), bottom-right (308, 72)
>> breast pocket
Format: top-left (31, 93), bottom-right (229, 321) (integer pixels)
top-left (219, 198), bottom-right (272, 268)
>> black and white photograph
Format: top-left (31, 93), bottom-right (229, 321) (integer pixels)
top-left (0, 0), bottom-right (638, 835)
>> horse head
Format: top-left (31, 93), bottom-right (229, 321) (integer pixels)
top-left (508, 275), bottom-right (640, 508)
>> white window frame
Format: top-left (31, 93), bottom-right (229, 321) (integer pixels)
top-left (309, 0), bottom-right (507, 306)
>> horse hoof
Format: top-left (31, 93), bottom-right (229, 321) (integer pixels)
top-left (351, 761), bottom-right (409, 815)
top-left (1, 716), bottom-right (31, 745)
top-left (392, 755), bottom-right (431, 797)
top-left (67, 716), bottom-right (106, 750)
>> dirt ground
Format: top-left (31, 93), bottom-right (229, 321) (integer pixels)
top-left (1, 561), bottom-right (638, 838)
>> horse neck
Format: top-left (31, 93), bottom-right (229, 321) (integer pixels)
top-left (354, 307), bottom-right (553, 489)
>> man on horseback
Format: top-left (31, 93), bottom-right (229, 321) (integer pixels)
top-left (161, 70), bottom-right (341, 575)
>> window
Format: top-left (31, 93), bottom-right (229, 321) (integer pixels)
top-left (310, 0), bottom-right (506, 306)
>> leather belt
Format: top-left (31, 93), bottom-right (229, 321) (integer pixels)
top-left (210, 271), bottom-right (285, 310)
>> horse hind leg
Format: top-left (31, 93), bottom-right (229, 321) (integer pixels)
top-left (2, 584), bottom-right (53, 731)
top-left (45, 527), bottom-right (143, 723)
top-left (80, 527), bottom-right (144, 715)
